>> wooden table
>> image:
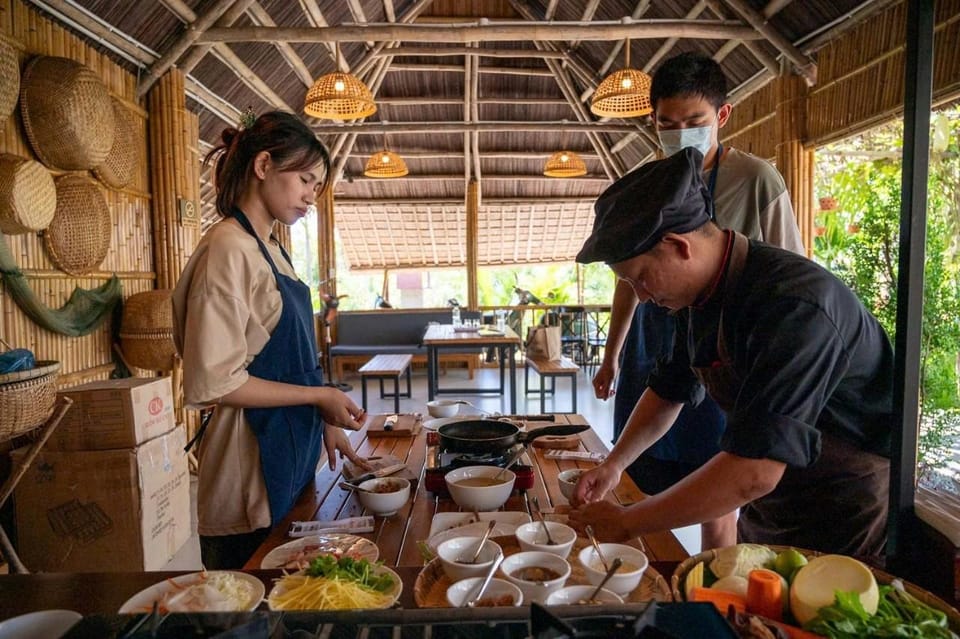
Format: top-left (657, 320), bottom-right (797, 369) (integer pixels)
top-left (245, 413), bottom-right (688, 570)
top-left (422, 324), bottom-right (522, 413)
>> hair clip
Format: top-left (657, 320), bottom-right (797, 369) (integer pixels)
top-left (239, 106), bottom-right (256, 130)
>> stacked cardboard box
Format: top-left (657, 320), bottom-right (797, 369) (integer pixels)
top-left (13, 377), bottom-right (190, 572)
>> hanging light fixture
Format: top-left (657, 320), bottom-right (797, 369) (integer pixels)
top-left (304, 43), bottom-right (376, 120)
top-left (543, 150), bottom-right (587, 178)
top-left (590, 39), bottom-right (652, 118)
top-left (363, 131), bottom-right (408, 178)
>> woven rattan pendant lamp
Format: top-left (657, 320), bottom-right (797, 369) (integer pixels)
top-left (363, 132), bottom-right (408, 178)
top-left (304, 44), bottom-right (376, 120)
top-left (543, 150), bottom-right (587, 178)
top-left (590, 40), bottom-right (652, 118)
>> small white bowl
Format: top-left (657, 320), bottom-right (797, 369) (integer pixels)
top-left (500, 550), bottom-right (571, 604)
top-left (557, 469), bottom-right (584, 501)
top-left (427, 400), bottom-right (460, 418)
top-left (577, 543), bottom-right (648, 596)
top-left (356, 477), bottom-right (411, 516)
top-left (545, 584), bottom-right (624, 606)
top-left (514, 520), bottom-right (577, 559)
top-left (446, 577), bottom-right (523, 608)
top-left (436, 536), bottom-right (503, 582)
top-left (444, 466), bottom-right (515, 511)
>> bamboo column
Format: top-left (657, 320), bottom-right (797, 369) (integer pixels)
top-left (466, 179), bottom-right (479, 310)
top-left (317, 186), bottom-right (336, 297)
top-left (775, 72), bottom-right (815, 257)
top-left (147, 68), bottom-right (202, 434)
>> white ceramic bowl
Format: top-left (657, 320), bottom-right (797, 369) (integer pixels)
top-left (557, 469), bottom-right (584, 501)
top-left (577, 543), bottom-right (648, 596)
top-left (0, 610), bottom-right (82, 639)
top-left (427, 400), bottom-right (460, 418)
top-left (514, 520), bottom-right (577, 559)
top-left (445, 577), bottom-right (523, 608)
top-left (444, 466), bottom-right (516, 511)
top-left (500, 550), bottom-right (571, 604)
top-left (436, 536), bottom-right (503, 582)
top-left (356, 477), bottom-right (411, 516)
top-left (545, 584), bottom-right (624, 606)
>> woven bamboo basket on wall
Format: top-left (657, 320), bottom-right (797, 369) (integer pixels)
top-left (19, 55), bottom-right (115, 171)
top-left (0, 361), bottom-right (60, 442)
top-left (0, 37), bottom-right (18, 125)
top-left (0, 153), bottom-right (56, 234)
top-left (93, 98), bottom-right (138, 189)
top-left (120, 290), bottom-right (176, 371)
top-left (44, 174), bottom-right (111, 275)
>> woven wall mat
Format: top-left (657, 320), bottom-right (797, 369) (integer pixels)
top-left (0, 153), bottom-right (56, 234)
top-left (0, 38), bottom-right (18, 125)
top-left (93, 97), bottom-right (138, 189)
top-left (20, 55), bottom-right (115, 171)
top-left (413, 534), bottom-right (671, 608)
top-left (44, 175), bottom-right (111, 275)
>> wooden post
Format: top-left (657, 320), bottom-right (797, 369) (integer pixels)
top-left (774, 72), bottom-right (815, 257)
top-left (466, 179), bottom-right (479, 310)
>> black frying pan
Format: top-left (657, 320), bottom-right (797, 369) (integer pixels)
top-left (437, 419), bottom-right (589, 455)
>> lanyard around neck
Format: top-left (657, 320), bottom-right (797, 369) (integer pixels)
top-left (706, 144), bottom-right (723, 220)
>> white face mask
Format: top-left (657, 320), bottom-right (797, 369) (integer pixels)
top-left (657, 124), bottom-right (714, 158)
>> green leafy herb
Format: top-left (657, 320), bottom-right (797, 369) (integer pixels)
top-left (805, 580), bottom-right (958, 638)
top-left (305, 554), bottom-right (394, 593)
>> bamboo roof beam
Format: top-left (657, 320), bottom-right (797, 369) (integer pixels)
top-left (198, 21), bottom-right (765, 44)
top-left (569, 0), bottom-right (603, 51)
top-left (246, 3), bottom-right (314, 87)
top-left (378, 150), bottom-right (600, 159)
top-left (345, 0), bottom-right (374, 49)
top-left (642, 1), bottom-right (709, 73)
top-left (185, 77), bottom-right (241, 125)
top-left (545, 0), bottom-right (559, 20)
top-left (377, 97), bottom-right (571, 106)
top-left (372, 46), bottom-right (566, 59)
top-left (720, 0), bottom-right (817, 84)
top-left (208, 43), bottom-right (294, 112)
top-left (580, 0), bottom-right (652, 103)
top-left (383, 0), bottom-right (396, 23)
top-left (335, 197), bottom-right (598, 204)
top-left (386, 63), bottom-right (554, 77)
top-left (470, 43), bottom-right (482, 202)
top-left (349, 174), bottom-right (610, 182)
top-left (137, 0), bottom-right (244, 98)
top-left (704, 0), bottom-right (779, 75)
top-left (313, 121), bottom-right (644, 134)
top-left (463, 47), bottom-right (473, 184)
top-left (298, 0), bottom-right (344, 70)
top-left (176, 0), bottom-right (256, 74)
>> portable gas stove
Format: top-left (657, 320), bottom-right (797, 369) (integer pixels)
top-left (424, 430), bottom-right (535, 494)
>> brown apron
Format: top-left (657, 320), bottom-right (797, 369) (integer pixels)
top-left (692, 232), bottom-right (889, 558)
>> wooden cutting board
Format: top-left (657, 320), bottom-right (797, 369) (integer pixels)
top-left (531, 434), bottom-right (581, 450)
top-left (366, 413), bottom-right (422, 437)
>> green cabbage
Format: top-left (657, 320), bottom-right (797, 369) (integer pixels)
top-left (708, 543), bottom-right (777, 579)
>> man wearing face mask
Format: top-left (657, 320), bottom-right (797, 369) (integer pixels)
top-left (588, 53), bottom-right (804, 551)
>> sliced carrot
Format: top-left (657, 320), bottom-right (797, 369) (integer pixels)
top-left (689, 586), bottom-right (747, 615)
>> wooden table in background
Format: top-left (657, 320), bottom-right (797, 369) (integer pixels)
top-left (245, 414), bottom-right (688, 570)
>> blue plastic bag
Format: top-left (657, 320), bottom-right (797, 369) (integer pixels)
top-left (0, 349), bottom-right (35, 374)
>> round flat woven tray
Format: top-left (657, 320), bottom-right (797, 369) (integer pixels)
top-left (93, 98), bottom-right (138, 189)
top-left (44, 174), bottom-right (111, 275)
top-left (20, 55), bottom-right (115, 170)
top-left (0, 153), bottom-right (56, 234)
top-left (670, 545), bottom-right (960, 631)
top-left (0, 37), bottom-right (19, 125)
top-left (414, 534), bottom-right (670, 608)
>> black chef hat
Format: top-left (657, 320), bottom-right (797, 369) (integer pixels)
top-left (576, 147), bottom-right (713, 264)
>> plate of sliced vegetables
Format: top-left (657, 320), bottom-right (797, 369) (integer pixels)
top-left (118, 571), bottom-right (264, 613)
top-left (260, 533), bottom-right (379, 570)
top-left (267, 554), bottom-right (402, 610)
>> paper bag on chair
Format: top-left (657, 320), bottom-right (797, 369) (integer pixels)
top-left (526, 325), bottom-right (562, 361)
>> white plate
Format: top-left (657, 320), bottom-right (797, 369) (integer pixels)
top-left (267, 564), bottom-right (402, 610)
top-left (0, 610), bottom-right (81, 639)
top-left (260, 534), bottom-right (379, 570)
top-left (118, 571), bottom-right (264, 614)
top-left (427, 512), bottom-right (531, 551)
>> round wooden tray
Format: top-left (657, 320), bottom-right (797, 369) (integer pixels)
top-left (414, 534), bottom-right (671, 608)
top-left (670, 545), bottom-right (960, 631)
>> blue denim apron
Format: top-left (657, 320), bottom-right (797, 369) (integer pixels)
top-left (233, 209), bottom-right (324, 526)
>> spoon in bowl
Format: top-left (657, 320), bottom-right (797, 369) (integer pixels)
top-left (464, 554), bottom-right (504, 607)
top-left (460, 520), bottom-right (497, 564)
top-left (581, 557), bottom-right (622, 604)
top-left (493, 447), bottom-right (525, 481)
top-left (584, 524), bottom-right (610, 572)
top-left (530, 495), bottom-right (557, 545)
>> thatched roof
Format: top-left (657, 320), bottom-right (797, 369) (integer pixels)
top-left (36, 0), bottom-right (898, 270)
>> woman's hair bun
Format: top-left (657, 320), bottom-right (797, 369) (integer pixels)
top-left (221, 127), bottom-right (241, 147)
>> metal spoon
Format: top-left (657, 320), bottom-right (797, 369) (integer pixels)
top-left (582, 557), bottom-right (622, 604)
top-left (338, 481), bottom-right (378, 494)
top-left (584, 524), bottom-right (610, 572)
top-left (530, 495), bottom-right (557, 545)
top-left (493, 447), bottom-right (525, 481)
top-left (464, 554), bottom-right (503, 607)
top-left (460, 520), bottom-right (497, 564)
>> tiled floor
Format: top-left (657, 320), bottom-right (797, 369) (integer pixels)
top-left (161, 363), bottom-right (701, 570)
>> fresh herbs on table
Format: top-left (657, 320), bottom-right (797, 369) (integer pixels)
top-left (305, 555), bottom-right (395, 593)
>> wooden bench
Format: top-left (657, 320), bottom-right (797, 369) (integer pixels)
top-left (359, 354), bottom-right (412, 413)
top-left (525, 356), bottom-right (579, 414)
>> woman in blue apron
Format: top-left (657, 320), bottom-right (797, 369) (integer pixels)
top-left (173, 111), bottom-right (368, 569)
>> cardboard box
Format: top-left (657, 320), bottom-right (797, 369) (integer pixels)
top-left (47, 377), bottom-right (175, 451)
top-left (13, 427), bottom-right (190, 572)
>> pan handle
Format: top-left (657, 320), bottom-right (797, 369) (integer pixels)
top-left (518, 424), bottom-right (589, 444)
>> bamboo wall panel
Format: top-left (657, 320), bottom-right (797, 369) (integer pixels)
top-left (0, 0), bottom-right (155, 389)
top-left (724, 83), bottom-right (778, 161)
